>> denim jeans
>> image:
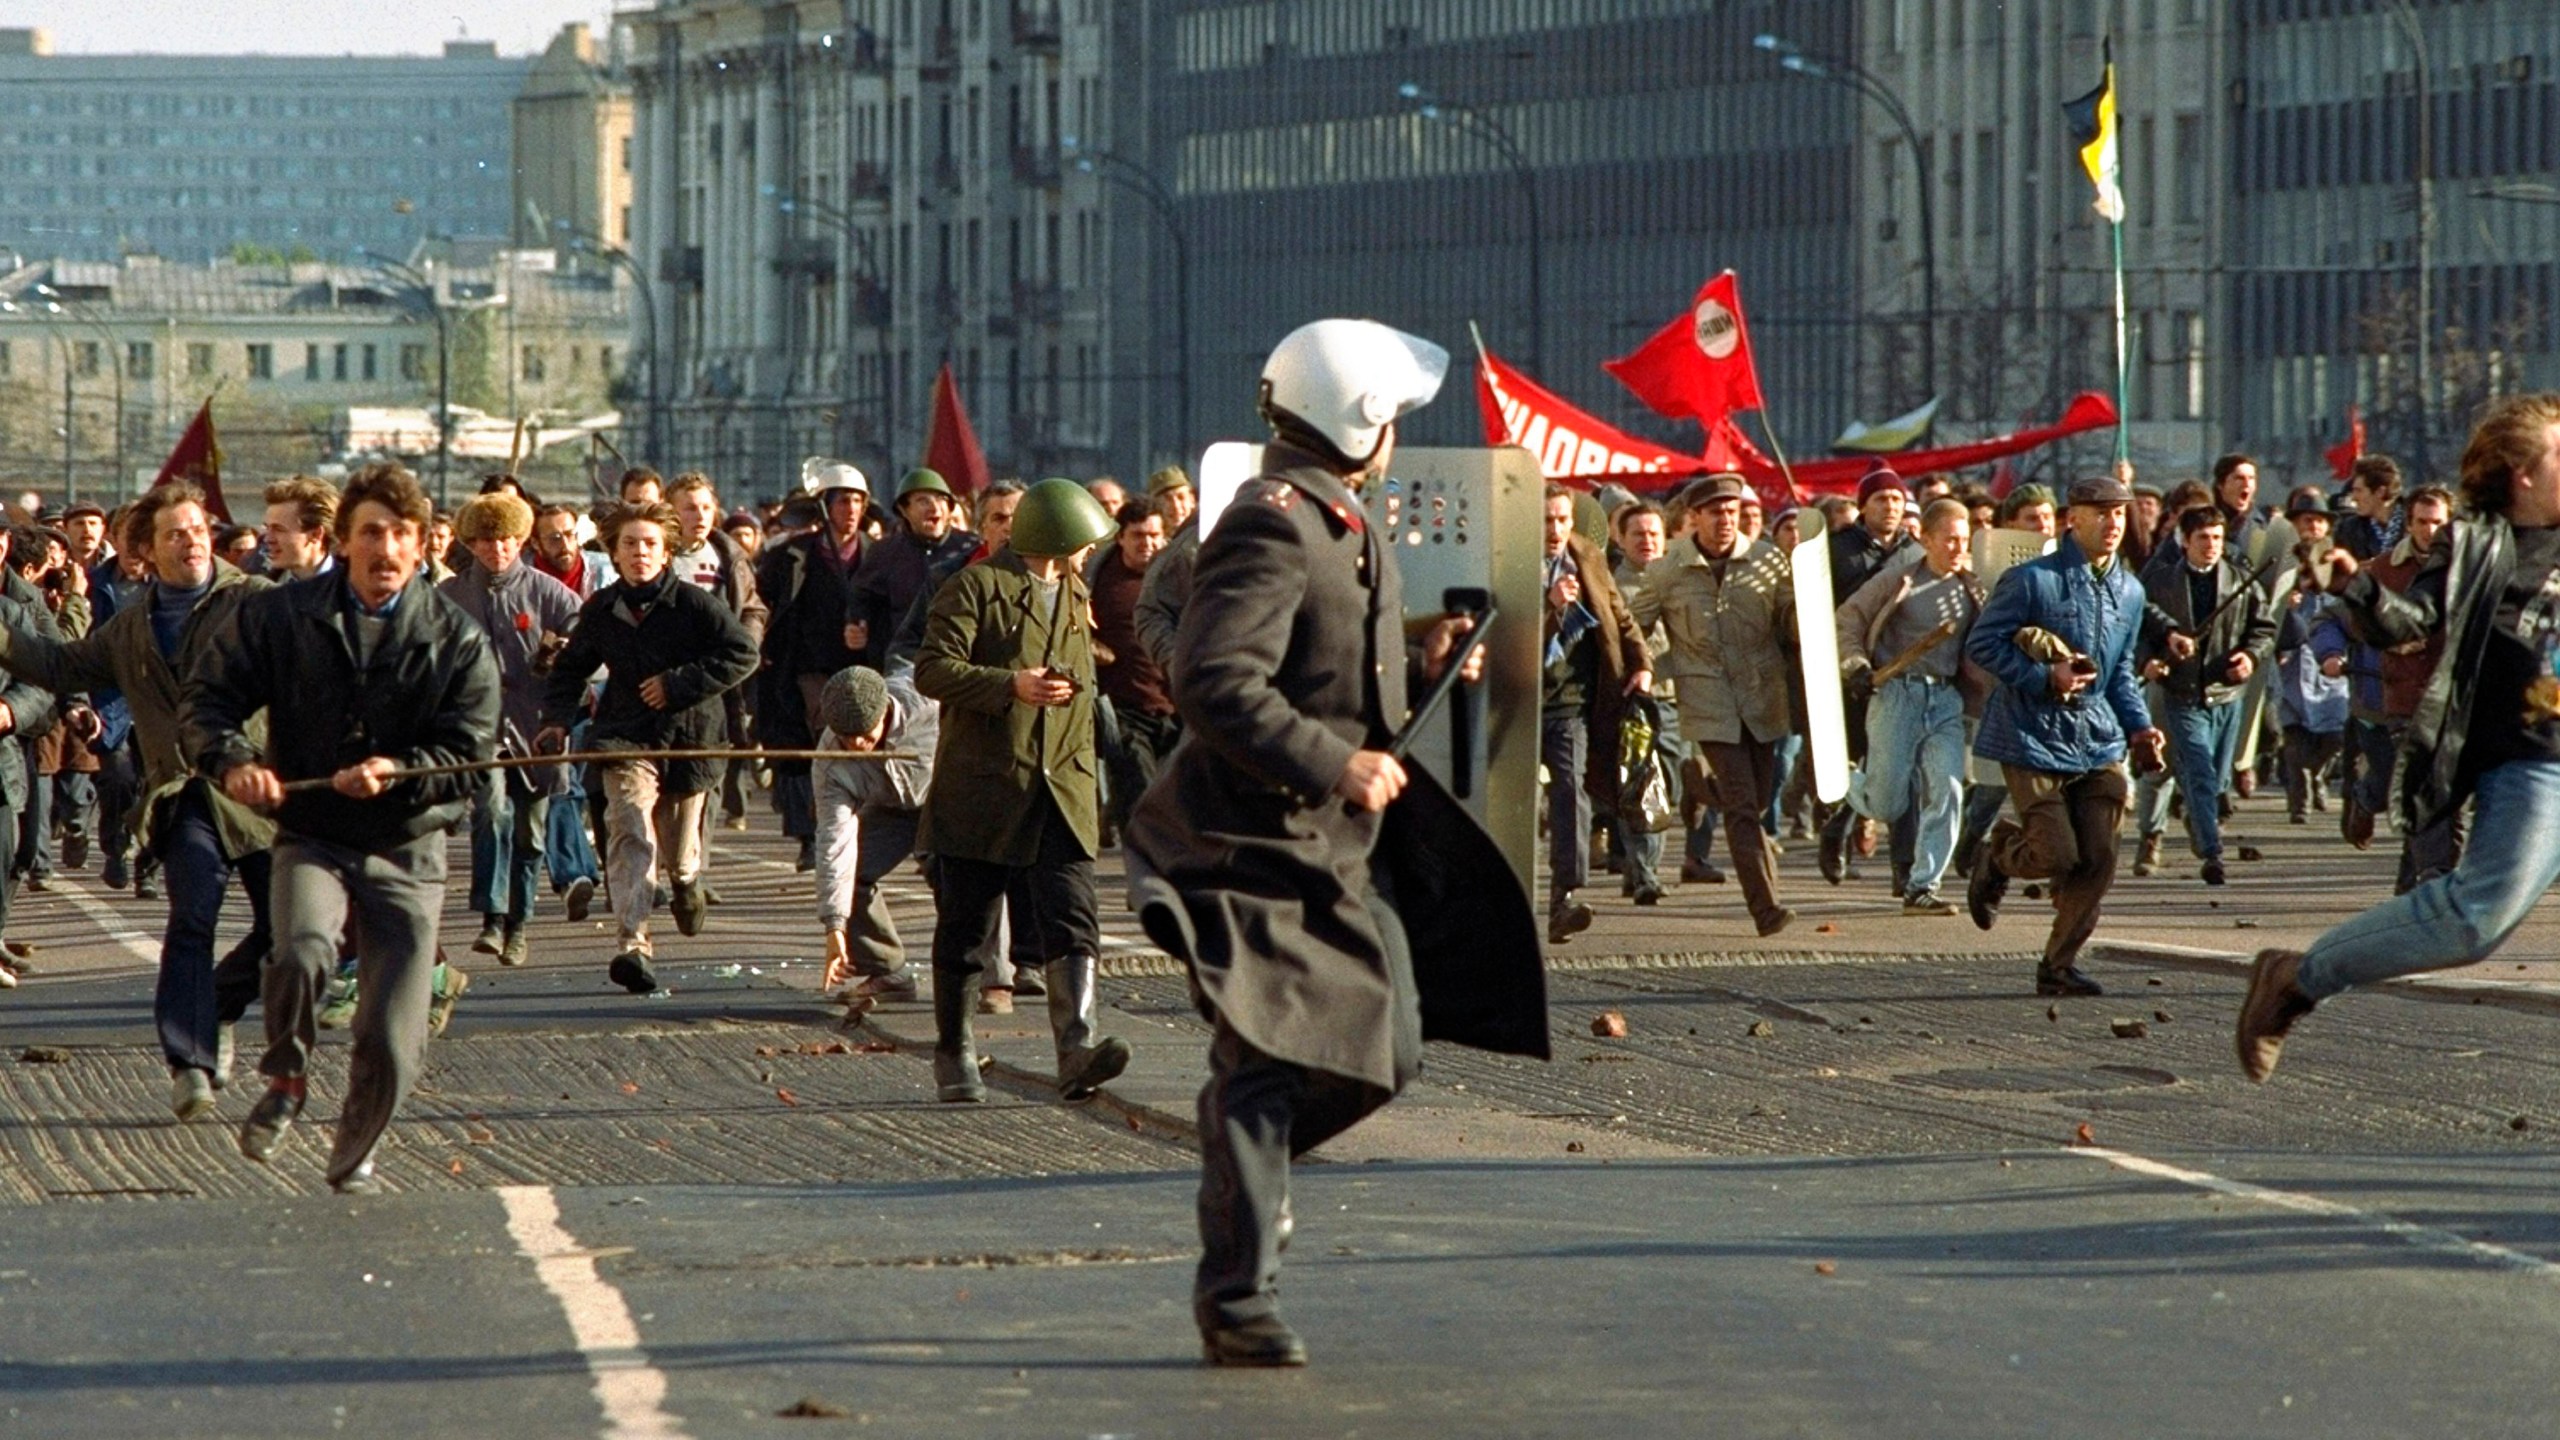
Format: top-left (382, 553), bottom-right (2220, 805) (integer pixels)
top-left (1765, 734), bottom-right (1804, 837)
top-left (156, 786), bottom-right (272, 1073)
top-left (2345, 716), bottom-right (2399, 817)
top-left (2300, 757), bottom-right (2560, 999)
top-left (545, 739), bottom-right (601, 892)
top-left (1541, 709), bottom-right (1590, 900)
top-left (2161, 698), bottom-right (2243, 860)
top-left (467, 780), bottom-right (546, 924)
top-left (1848, 675), bottom-right (1966, 897)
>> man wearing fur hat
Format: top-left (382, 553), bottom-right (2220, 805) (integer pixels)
top-left (811, 664), bottom-right (937, 1005)
top-left (440, 491), bottom-right (582, 969)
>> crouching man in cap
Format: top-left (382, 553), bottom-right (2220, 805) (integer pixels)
top-left (1965, 472), bottom-right (2167, 996)
top-left (810, 664), bottom-right (936, 1006)
top-left (1125, 318), bottom-right (1545, 1367)
top-left (913, 477), bottom-right (1132, 1103)
top-left (186, 462), bottom-right (500, 1192)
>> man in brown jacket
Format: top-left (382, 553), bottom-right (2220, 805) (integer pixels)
top-left (1629, 473), bottom-right (1799, 936)
top-left (1540, 485), bottom-right (1651, 937)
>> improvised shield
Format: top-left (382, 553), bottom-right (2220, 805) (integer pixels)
top-left (1792, 508), bottom-right (1851, 805)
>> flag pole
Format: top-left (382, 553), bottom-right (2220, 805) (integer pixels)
top-left (2110, 215), bottom-right (2129, 467)
top-left (1750, 410), bottom-right (1803, 508)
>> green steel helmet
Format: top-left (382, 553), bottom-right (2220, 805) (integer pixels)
top-left (895, 467), bottom-right (953, 502)
top-left (1008, 477), bottom-right (1118, 558)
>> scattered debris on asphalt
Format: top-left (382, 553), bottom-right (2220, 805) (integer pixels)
top-left (777, 1396), bottom-right (851, 1419)
top-left (2111, 1019), bottom-right (2151, 1039)
top-left (1747, 1021), bottom-right (1775, 1038)
top-left (1591, 1012), bottom-right (1629, 1038)
top-left (16, 1046), bottom-right (70, 1064)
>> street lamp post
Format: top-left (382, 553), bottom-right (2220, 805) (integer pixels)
top-left (763, 189), bottom-right (893, 470)
top-left (3, 298), bottom-right (77, 496)
top-left (1397, 82), bottom-right (1544, 380)
top-left (1068, 145), bottom-right (1190, 465)
top-left (362, 252), bottom-right (453, 507)
top-left (35, 283), bottom-right (125, 503)
top-left (1754, 33), bottom-right (1938, 406)
top-left (554, 222), bottom-right (667, 468)
top-left (2387, 0), bottom-right (2433, 479)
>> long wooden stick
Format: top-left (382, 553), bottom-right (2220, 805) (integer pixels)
top-left (277, 747), bottom-right (918, 794)
top-left (1869, 618), bottom-right (1960, 687)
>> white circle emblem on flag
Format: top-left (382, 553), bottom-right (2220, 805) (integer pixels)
top-left (1693, 298), bottom-right (1740, 359)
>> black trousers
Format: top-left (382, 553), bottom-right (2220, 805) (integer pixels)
top-left (927, 791), bottom-right (1100, 988)
top-left (1194, 859), bottom-right (1420, 1331)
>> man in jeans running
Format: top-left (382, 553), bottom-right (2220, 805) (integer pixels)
top-left (2240, 394), bottom-right (2560, 1080)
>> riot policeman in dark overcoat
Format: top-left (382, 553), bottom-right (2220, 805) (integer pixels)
top-left (1125, 319), bottom-right (1547, 1367)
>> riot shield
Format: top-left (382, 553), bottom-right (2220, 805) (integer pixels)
top-left (1792, 509), bottom-right (1851, 805)
top-left (1196, 442), bottom-right (1544, 895)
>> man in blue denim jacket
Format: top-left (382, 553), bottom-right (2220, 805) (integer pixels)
top-left (1964, 472), bottom-right (2167, 997)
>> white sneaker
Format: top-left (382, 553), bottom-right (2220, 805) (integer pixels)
top-left (214, 1025), bottom-right (235, 1089)
top-left (169, 1067), bottom-right (217, 1121)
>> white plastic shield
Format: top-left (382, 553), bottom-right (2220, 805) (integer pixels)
top-left (1193, 441), bottom-right (1263, 538)
top-left (1791, 511), bottom-right (1850, 805)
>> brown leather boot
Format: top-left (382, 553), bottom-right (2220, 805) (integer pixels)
top-left (2235, 948), bottom-right (2317, 1083)
top-left (2133, 833), bottom-right (2162, 877)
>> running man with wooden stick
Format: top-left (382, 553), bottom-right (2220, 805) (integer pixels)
top-left (185, 462), bottom-right (500, 1193)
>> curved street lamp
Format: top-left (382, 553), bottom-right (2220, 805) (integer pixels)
top-left (1, 297), bottom-right (77, 496)
top-left (1397, 81), bottom-right (1544, 380)
top-left (34, 283), bottom-right (124, 502)
top-left (360, 252), bottom-right (456, 506)
top-left (553, 221), bottom-right (668, 471)
top-left (1754, 33), bottom-right (1938, 406)
top-left (1067, 142), bottom-right (1191, 465)
top-left (762, 186), bottom-right (894, 468)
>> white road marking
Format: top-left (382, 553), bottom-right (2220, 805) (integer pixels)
top-left (44, 877), bottom-right (161, 966)
top-left (2077, 1146), bottom-right (2560, 1279)
top-left (498, 1185), bottom-right (690, 1439)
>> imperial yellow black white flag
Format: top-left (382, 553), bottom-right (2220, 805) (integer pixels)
top-left (2063, 39), bottom-right (2124, 223)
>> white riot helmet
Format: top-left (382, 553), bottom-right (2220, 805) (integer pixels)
top-left (1258, 319), bottom-right (1449, 468)
top-left (799, 456), bottom-right (870, 499)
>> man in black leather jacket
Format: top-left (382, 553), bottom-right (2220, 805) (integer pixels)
top-left (2240, 394), bottom-right (2560, 1082)
top-left (186, 463), bottom-right (500, 1193)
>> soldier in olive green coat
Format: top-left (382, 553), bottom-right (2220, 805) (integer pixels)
top-left (913, 478), bottom-right (1131, 1104)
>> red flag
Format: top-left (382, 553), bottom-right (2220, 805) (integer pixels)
top-left (1475, 348), bottom-right (1715, 483)
top-left (1603, 270), bottom-right (1767, 426)
top-left (152, 398), bottom-right (228, 522)
top-left (922, 362), bottom-right (990, 499)
top-left (2324, 403), bottom-right (2365, 480)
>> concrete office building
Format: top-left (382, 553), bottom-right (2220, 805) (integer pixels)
top-left (0, 252), bottom-right (631, 501)
top-left (0, 28), bottom-right (525, 265)
top-left (1850, 0), bottom-right (2226, 480)
top-left (1146, 0), bottom-right (1862, 461)
top-left (2228, 0), bottom-right (2560, 484)
top-left (625, 0), bottom-right (1124, 490)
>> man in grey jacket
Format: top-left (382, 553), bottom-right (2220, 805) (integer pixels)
top-left (812, 665), bottom-right (936, 1006)
top-left (440, 492), bottom-right (583, 968)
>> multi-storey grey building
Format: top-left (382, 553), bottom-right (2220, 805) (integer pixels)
top-left (1143, 0), bottom-right (1862, 459)
top-left (0, 251), bottom-right (632, 504)
top-left (2229, 0), bottom-right (2559, 484)
top-left (0, 28), bottom-right (523, 266)
top-left (625, 0), bottom-right (1123, 491)
top-left (1847, 0), bottom-right (2226, 482)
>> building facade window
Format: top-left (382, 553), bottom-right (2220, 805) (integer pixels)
top-left (522, 346), bottom-right (546, 381)
top-left (332, 343), bottom-right (349, 381)
top-left (75, 341), bottom-right (101, 377)
top-left (247, 343), bottom-right (273, 380)
top-left (0, 341), bottom-right (10, 377)
top-left (361, 343), bottom-right (377, 381)
top-left (126, 341), bottom-right (153, 380)
top-left (399, 343), bottom-right (426, 381)
top-left (187, 341), bottom-right (213, 377)
top-left (305, 343), bottom-right (321, 380)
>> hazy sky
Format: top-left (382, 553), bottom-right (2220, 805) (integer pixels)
top-left (0, 2), bottom-right (620, 58)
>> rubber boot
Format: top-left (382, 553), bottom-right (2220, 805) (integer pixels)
top-left (933, 965), bottom-right (987, 1103)
top-left (1046, 954), bottom-right (1131, 1100)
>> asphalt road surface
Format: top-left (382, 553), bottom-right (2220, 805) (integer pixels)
top-left (3, 796), bottom-right (2557, 1438)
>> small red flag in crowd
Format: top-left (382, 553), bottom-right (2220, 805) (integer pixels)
top-left (1603, 270), bottom-right (1767, 428)
top-left (923, 362), bottom-right (990, 498)
top-left (2325, 403), bottom-right (2365, 480)
top-left (152, 397), bottom-right (229, 521)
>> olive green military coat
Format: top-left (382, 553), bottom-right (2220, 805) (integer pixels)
top-left (912, 548), bottom-right (1102, 865)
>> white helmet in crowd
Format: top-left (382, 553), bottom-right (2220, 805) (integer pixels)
top-left (799, 456), bottom-right (870, 498)
top-left (1258, 319), bottom-right (1449, 467)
